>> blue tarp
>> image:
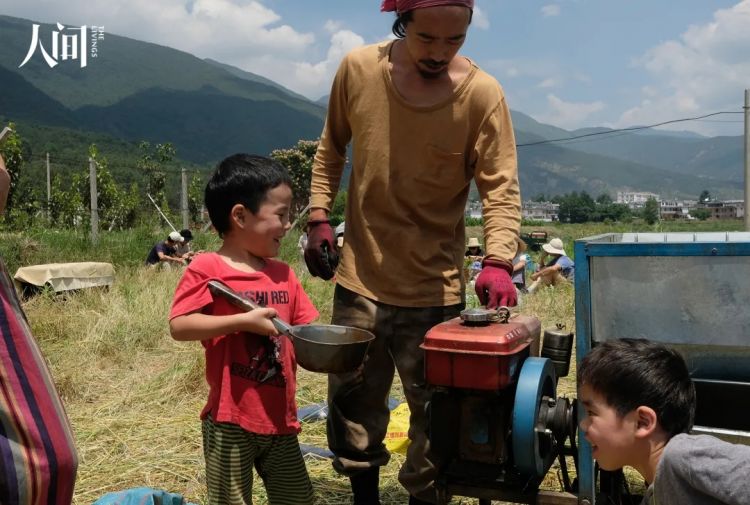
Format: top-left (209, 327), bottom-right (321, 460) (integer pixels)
top-left (92, 487), bottom-right (198, 505)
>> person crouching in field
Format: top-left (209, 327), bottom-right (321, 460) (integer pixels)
top-left (578, 338), bottom-right (750, 505)
top-left (527, 237), bottom-right (574, 293)
top-left (146, 231), bottom-right (187, 268)
top-left (0, 152), bottom-right (78, 504)
top-left (169, 154), bottom-right (318, 504)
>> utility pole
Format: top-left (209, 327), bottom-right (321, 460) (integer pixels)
top-left (90, 157), bottom-right (98, 244)
top-left (46, 152), bottom-right (51, 221)
top-left (745, 89), bottom-right (750, 230)
top-left (181, 167), bottom-right (189, 230)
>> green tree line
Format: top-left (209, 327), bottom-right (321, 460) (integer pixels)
top-left (0, 128), bottom-right (332, 231)
top-left (533, 191), bottom-right (661, 224)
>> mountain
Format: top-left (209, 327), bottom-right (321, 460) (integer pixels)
top-left (203, 58), bottom-right (315, 107)
top-left (512, 111), bottom-right (744, 197)
top-left (0, 15), bottom-right (325, 164)
top-left (0, 14), bottom-right (743, 199)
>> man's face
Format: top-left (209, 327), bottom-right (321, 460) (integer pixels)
top-left (403, 6), bottom-right (471, 79)
top-left (578, 383), bottom-right (639, 471)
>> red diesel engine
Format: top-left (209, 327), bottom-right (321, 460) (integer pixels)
top-left (421, 308), bottom-right (577, 504)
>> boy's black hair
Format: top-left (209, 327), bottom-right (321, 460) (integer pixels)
top-left (205, 154), bottom-right (291, 237)
top-left (391, 8), bottom-right (473, 38)
top-left (578, 338), bottom-right (695, 438)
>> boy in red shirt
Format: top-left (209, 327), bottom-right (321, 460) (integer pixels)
top-left (169, 154), bottom-right (318, 504)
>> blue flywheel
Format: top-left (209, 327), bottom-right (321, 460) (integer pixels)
top-left (512, 357), bottom-right (557, 478)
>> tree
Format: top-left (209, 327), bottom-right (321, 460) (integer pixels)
top-left (137, 141), bottom-right (175, 209)
top-left (642, 197), bottom-right (659, 225)
top-left (74, 145), bottom-right (140, 230)
top-left (690, 208), bottom-right (711, 221)
top-left (600, 202), bottom-right (631, 222)
top-left (48, 172), bottom-right (85, 228)
top-left (596, 193), bottom-right (613, 205)
top-left (270, 139), bottom-right (319, 221)
top-left (699, 190), bottom-right (711, 203)
top-left (558, 191), bottom-right (595, 223)
top-left (187, 173), bottom-right (204, 224)
top-left (0, 122), bottom-right (23, 216)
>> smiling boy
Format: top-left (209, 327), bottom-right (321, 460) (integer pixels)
top-left (578, 338), bottom-right (750, 505)
top-left (169, 154), bottom-right (318, 504)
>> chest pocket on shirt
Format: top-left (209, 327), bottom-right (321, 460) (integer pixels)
top-left (415, 145), bottom-right (470, 195)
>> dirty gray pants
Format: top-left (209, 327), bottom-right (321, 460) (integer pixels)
top-left (326, 285), bottom-right (463, 503)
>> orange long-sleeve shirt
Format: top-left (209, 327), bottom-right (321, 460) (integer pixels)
top-left (311, 41), bottom-right (520, 307)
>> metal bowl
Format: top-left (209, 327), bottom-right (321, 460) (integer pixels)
top-left (290, 324), bottom-right (374, 374)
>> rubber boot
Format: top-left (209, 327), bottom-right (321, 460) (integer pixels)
top-left (350, 466), bottom-right (380, 505)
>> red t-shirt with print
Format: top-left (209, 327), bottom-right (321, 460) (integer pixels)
top-left (169, 252), bottom-right (318, 434)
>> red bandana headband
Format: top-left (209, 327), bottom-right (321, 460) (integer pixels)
top-left (381, 0), bottom-right (474, 14)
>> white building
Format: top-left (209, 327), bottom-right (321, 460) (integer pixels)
top-left (522, 201), bottom-right (559, 222)
top-left (616, 191), bottom-right (660, 210)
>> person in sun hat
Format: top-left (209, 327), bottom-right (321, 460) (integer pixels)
top-left (145, 231), bottom-right (187, 267)
top-left (303, 1), bottom-right (522, 503)
top-left (527, 237), bottom-right (575, 293)
top-left (465, 236), bottom-right (483, 257)
top-left (511, 236), bottom-right (532, 295)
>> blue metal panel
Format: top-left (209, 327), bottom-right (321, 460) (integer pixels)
top-left (575, 232), bottom-right (750, 504)
top-left (582, 241), bottom-right (750, 258)
top-left (574, 238), bottom-right (595, 504)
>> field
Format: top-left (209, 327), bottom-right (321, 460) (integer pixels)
top-left (0, 219), bottom-right (744, 504)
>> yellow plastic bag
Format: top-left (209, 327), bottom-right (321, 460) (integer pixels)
top-left (384, 402), bottom-right (411, 455)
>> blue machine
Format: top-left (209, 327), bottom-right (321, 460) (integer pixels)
top-left (575, 232), bottom-right (750, 504)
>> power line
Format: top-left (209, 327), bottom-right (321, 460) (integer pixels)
top-left (516, 111), bottom-right (744, 148)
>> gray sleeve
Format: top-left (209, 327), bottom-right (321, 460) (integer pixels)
top-left (655, 434), bottom-right (750, 505)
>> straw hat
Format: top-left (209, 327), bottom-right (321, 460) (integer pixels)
top-left (542, 237), bottom-right (566, 256)
top-left (466, 237), bottom-right (481, 248)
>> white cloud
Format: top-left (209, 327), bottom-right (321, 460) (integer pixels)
top-left (616, 0), bottom-right (750, 135)
top-left (473, 6), bottom-right (490, 30)
top-left (536, 94), bottom-right (605, 130)
top-left (324, 20), bottom-right (343, 34)
top-left (288, 30), bottom-right (365, 98)
top-left (541, 5), bottom-right (561, 17)
top-left (537, 78), bottom-right (558, 89)
top-left (2, 0), bottom-right (369, 99)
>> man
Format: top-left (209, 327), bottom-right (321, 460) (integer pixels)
top-left (145, 231), bottom-right (186, 267)
top-left (527, 237), bottom-right (574, 293)
top-left (175, 228), bottom-right (198, 262)
top-left (305, 1), bottom-right (521, 503)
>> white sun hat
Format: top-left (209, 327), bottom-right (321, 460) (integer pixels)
top-left (542, 237), bottom-right (566, 256)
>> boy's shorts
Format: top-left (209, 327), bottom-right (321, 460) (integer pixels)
top-left (202, 416), bottom-right (313, 505)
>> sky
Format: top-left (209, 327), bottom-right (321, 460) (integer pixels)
top-left (2, 0), bottom-right (749, 136)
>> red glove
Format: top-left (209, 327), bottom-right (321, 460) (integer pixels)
top-left (304, 219), bottom-right (339, 280)
top-left (474, 258), bottom-right (517, 308)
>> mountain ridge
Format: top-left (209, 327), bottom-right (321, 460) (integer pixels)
top-left (0, 14), bottom-right (743, 199)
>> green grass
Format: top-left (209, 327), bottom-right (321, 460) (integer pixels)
top-left (4, 219), bottom-right (742, 504)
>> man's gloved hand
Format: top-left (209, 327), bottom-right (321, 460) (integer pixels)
top-left (304, 219), bottom-right (339, 280)
top-left (474, 258), bottom-right (517, 308)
